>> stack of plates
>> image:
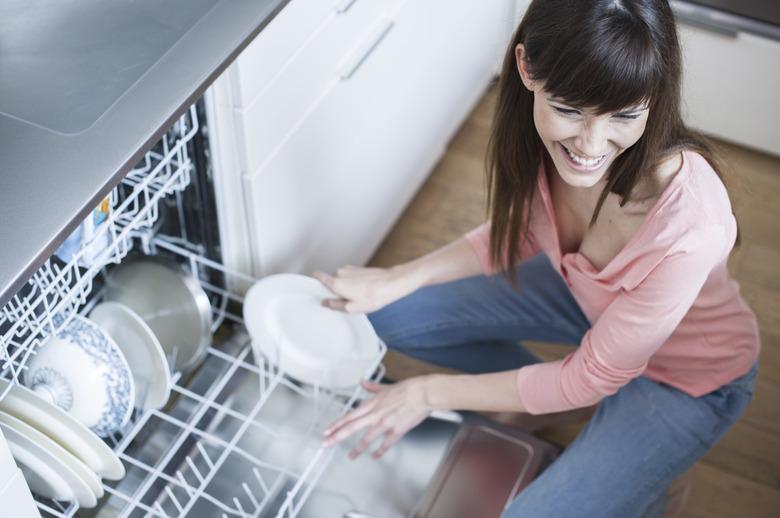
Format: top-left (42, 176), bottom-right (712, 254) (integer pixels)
top-left (0, 379), bottom-right (124, 507)
top-left (89, 302), bottom-right (172, 411)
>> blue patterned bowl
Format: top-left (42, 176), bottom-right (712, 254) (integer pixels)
top-left (24, 314), bottom-right (135, 437)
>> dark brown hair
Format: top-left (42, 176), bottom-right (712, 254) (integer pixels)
top-left (487, 0), bottom-right (735, 281)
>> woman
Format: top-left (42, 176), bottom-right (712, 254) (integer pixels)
top-left (315, 0), bottom-right (760, 515)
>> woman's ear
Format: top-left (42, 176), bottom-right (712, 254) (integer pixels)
top-left (515, 44), bottom-right (536, 91)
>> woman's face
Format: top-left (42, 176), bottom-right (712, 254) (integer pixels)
top-left (533, 90), bottom-right (650, 188)
top-left (516, 46), bottom-right (650, 188)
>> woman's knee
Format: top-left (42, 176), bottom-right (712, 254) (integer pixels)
top-left (366, 278), bottom-right (481, 350)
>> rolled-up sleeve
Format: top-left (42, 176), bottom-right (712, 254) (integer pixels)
top-left (465, 221), bottom-right (541, 276)
top-left (516, 225), bottom-right (725, 414)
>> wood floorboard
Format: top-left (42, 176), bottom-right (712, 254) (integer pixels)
top-left (681, 463), bottom-right (780, 518)
top-left (367, 85), bottom-right (780, 517)
top-left (757, 331), bottom-right (780, 385)
top-left (700, 421), bottom-right (780, 489)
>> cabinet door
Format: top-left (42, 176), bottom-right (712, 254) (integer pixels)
top-left (233, 0), bottom-right (391, 176)
top-left (244, 0), bottom-right (508, 276)
top-left (0, 470), bottom-right (40, 518)
top-left (679, 23), bottom-right (780, 156)
top-left (229, 0), bottom-right (334, 109)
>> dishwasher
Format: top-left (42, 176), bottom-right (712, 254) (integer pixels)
top-left (0, 98), bottom-right (560, 518)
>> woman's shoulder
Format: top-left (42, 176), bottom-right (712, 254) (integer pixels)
top-left (677, 149), bottom-right (735, 221)
top-left (646, 149), bottom-right (734, 253)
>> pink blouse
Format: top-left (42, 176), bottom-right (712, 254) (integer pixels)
top-left (465, 150), bottom-right (760, 414)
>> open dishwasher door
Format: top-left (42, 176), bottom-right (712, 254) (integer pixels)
top-left (297, 414), bottom-right (560, 518)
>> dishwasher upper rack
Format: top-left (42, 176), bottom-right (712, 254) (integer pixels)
top-left (0, 105), bottom-right (198, 401)
top-left (35, 237), bottom-right (386, 518)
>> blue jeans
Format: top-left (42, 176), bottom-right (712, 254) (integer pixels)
top-left (367, 254), bottom-right (758, 517)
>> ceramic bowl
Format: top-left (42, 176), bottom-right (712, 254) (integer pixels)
top-left (24, 314), bottom-right (135, 437)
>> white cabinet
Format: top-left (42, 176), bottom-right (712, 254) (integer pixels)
top-left (242, 0), bottom-right (509, 275)
top-left (232, 0), bottom-right (392, 176)
top-left (0, 430), bottom-right (39, 517)
top-left (678, 22), bottom-right (780, 156)
top-left (228, 0), bottom-right (337, 108)
top-left (209, 0), bottom-right (511, 277)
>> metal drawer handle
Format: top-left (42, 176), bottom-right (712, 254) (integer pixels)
top-left (340, 19), bottom-right (395, 80)
top-left (670, 0), bottom-right (738, 38)
top-left (335, 0), bottom-right (358, 14)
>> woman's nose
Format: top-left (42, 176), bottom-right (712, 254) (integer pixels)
top-left (574, 119), bottom-right (609, 158)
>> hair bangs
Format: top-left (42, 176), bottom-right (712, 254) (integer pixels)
top-left (534, 11), bottom-right (662, 114)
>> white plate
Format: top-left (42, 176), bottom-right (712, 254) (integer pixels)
top-left (0, 410), bottom-right (103, 507)
top-left (90, 302), bottom-right (172, 410)
top-left (243, 274), bottom-right (382, 388)
top-left (0, 379), bottom-right (124, 480)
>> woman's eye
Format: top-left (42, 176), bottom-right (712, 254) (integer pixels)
top-left (553, 107), bottom-right (580, 116)
top-left (613, 112), bottom-right (642, 120)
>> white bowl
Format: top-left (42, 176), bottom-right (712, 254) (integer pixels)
top-left (25, 314), bottom-right (135, 437)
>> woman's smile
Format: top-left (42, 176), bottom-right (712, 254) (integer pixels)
top-left (558, 142), bottom-right (610, 173)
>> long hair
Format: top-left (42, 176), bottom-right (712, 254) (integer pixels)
top-left (487, 0), bottom-right (736, 282)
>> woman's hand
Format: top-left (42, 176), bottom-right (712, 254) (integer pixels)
top-left (312, 264), bottom-right (419, 314)
top-left (321, 377), bottom-right (433, 459)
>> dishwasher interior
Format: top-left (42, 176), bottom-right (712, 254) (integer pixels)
top-left (0, 99), bottom-right (463, 518)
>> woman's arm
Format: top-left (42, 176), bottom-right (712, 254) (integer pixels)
top-left (424, 370), bottom-right (527, 413)
top-left (398, 235), bottom-right (485, 288)
top-left (313, 235), bottom-right (484, 313)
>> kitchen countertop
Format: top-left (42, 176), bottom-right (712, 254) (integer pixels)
top-left (0, 0), bottom-right (289, 307)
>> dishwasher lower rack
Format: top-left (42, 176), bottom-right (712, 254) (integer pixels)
top-left (31, 237), bottom-right (387, 518)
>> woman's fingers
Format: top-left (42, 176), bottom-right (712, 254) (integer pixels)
top-left (372, 429), bottom-right (404, 459)
top-left (323, 382), bottom-right (387, 438)
top-left (311, 271), bottom-right (336, 291)
top-left (348, 423), bottom-right (387, 459)
top-left (323, 412), bottom-right (376, 446)
top-left (361, 380), bottom-right (383, 393)
top-left (322, 399), bottom-right (377, 442)
top-left (321, 297), bottom-right (349, 311)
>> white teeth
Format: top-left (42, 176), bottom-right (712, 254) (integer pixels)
top-left (564, 145), bottom-right (605, 168)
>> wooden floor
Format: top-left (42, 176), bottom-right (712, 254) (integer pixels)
top-left (367, 85), bottom-right (780, 517)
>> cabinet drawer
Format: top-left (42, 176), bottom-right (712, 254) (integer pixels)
top-left (229, 0), bottom-right (333, 109)
top-left (679, 23), bottom-right (780, 156)
top-left (232, 0), bottom-right (397, 176)
top-left (243, 0), bottom-right (504, 276)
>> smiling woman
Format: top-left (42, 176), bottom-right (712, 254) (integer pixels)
top-left (486, 0), bottom-right (737, 270)
top-left (315, 1), bottom-right (760, 517)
